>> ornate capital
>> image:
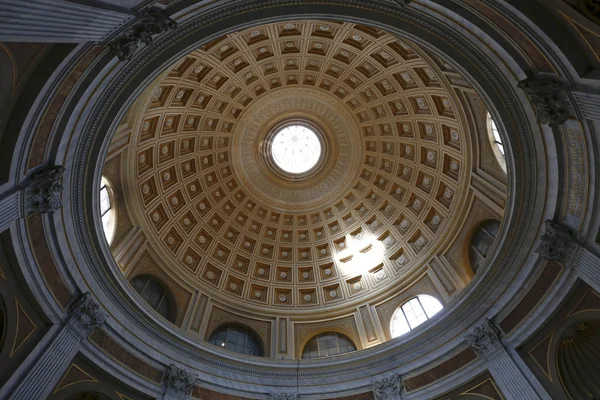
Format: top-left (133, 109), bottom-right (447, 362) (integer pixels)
top-left (70, 293), bottom-right (108, 333)
top-left (518, 77), bottom-right (571, 125)
top-left (465, 318), bottom-right (502, 358)
top-left (164, 364), bottom-right (195, 398)
top-left (372, 373), bottom-right (403, 400)
top-left (268, 393), bottom-right (298, 400)
top-left (536, 220), bottom-right (576, 262)
top-left (393, 0), bottom-right (413, 5)
top-left (109, 7), bottom-right (177, 61)
top-left (25, 166), bottom-right (64, 215)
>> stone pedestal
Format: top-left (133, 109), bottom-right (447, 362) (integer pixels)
top-left (9, 293), bottom-right (108, 400)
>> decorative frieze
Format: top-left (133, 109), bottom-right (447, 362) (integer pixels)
top-left (518, 77), bottom-right (571, 125)
top-left (25, 166), bottom-right (65, 215)
top-left (372, 373), bottom-right (404, 400)
top-left (109, 7), bottom-right (177, 61)
top-left (164, 364), bottom-right (195, 399)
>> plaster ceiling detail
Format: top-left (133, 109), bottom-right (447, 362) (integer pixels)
top-left (120, 20), bottom-right (473, 313)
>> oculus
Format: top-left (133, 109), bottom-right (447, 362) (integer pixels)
top-left (271, 124), bottom-right (322, 174)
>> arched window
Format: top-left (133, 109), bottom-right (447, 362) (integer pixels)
top-left (130, 275), bottom-right (175, 322)
top-left (390, 295), bottom-right (443, 338)
top-left (469, 220), bottom-right (501, 273)
top-left (208, 324), bottom-right (263, 356)
top-left (99, 177), bottom-right (116, 245)
top-left (486, 112), bottom-right (507, 172)
top-left (301, 332), bottom-right (357, 359)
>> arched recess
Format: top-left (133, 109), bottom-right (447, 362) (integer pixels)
top-left (129, 274), bottom-right (176, 323)
top-left (556, 319), bottom-right (600, 400)
top-left (208, 323), bottom-right (264, 357)
top-left (390, 295), bottom-right (443, 339)
top-left (301, 331), bottom-right (357, 359)
top-left (468, 220), bottom-right (501, 275)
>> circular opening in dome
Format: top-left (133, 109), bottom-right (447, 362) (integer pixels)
top-left (271, 125), bottom-right (322, 174)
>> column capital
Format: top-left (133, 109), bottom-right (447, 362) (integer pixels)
top-left (109, 7), bottom-right (177, 61)
top-left (164, 364), bottom-right (195, 399)
top-left (268, 393), bottom-right (298, 400)
top-left (518, 77), bottom-right (571, 125)
top-left (536, 220), bottom-right (576, 263)
top-left (69, 293), bottom-right (108, 335)
top-left (465, 318), bottom-right (503, 358)
top-left (372, 373), bottom-right (404, 400)
top-left (24, 166), bottom-right (65, 215)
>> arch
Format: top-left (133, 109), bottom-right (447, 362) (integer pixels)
top-left (486, 112), bottom-right (507, 173)
top-left (468, 220), bottom-right (501, 274)
top-left (390, 295), bottom-right (443, 339)
top-left (301, 331), bottom-right (357, 359)
top-left (129, 274), bottom-right (175, 323)
top-left (99, 176), bottom-right (117, 246)
top-left (208, 323), bottom-right (264, 357)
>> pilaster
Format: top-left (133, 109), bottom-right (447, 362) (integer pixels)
top-left (9, 293), bottom-right (108, 400)
top-left (465, 319), bottom-right (542, 400)
top-left (537, 220), bottom-right (600, 293)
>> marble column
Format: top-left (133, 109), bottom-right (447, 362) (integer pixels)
top-left (0, 165), bottom-right (64, 232)
top-left (9, 293), bottom-right (108, 400)
top-left (162, 364), bottom-right (195, 400)
top-left (537, 220), bottom-right (600, 293)
top-left (465, 319), bottom-right (542, 400)
top-left (0, 0), bottom-right (134, 42)
top-left (372, 373), bottom-right (403, 400)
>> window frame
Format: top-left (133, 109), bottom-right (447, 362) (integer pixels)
top-left (390, 295), bottom-right (443, 339)
top-left (486, 112), bottom-right (507, 173)
top-left (301, 331), bottom-right (357, 359)
top-left (99, 177), bottom-right (117, 245)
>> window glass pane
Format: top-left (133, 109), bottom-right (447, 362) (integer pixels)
top-left (100, 186), bottom-right (111, 216)
top-left (402, 298), bottom-right (428, 329)
top-left (208, 325), bottom-right (263, 357)
top-left (301, 332), bottom-right (356, 359)
top-left (419, 295), bottom-right (443, 318)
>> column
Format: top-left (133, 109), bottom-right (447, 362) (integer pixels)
top-left (0, 0), bottom-right (134, 42)
top-left (0, 165), bottom-right (64, 231)
top-left (372, 373), bottom-right (403, 400)
top-left (162, 364), bottom-right (195, 400)
top-left (537, 220), bottom-right (600, 293)
top-left (465, 319), bottom-right (542, 400)
top-left (9, 293), bottom-right (108, 400)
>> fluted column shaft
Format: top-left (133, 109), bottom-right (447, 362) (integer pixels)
top-left (0, 191), bottom-right (21, 232)
top-left (485, 347), bottom-right (540, 400)
top-left (0, 0), bottom-right (134, 42)
top-left (8, 293), bottom-right (108, 400)
top-left (571, 245), bottom-right (600, 293)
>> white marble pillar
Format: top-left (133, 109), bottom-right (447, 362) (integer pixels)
top-left (537, 220), bottom-right (600, 293)
top-left (9, 293), bottom-right (108, 400)
top-left (161, 364), bottom-right (195, 400)
top-left (465, 319), bottom-right (542, 400)
top-left (0, 0), bottom-right (134, 42)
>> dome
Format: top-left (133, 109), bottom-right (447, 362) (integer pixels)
top-left (1, 1), bottom-right (599, 399)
